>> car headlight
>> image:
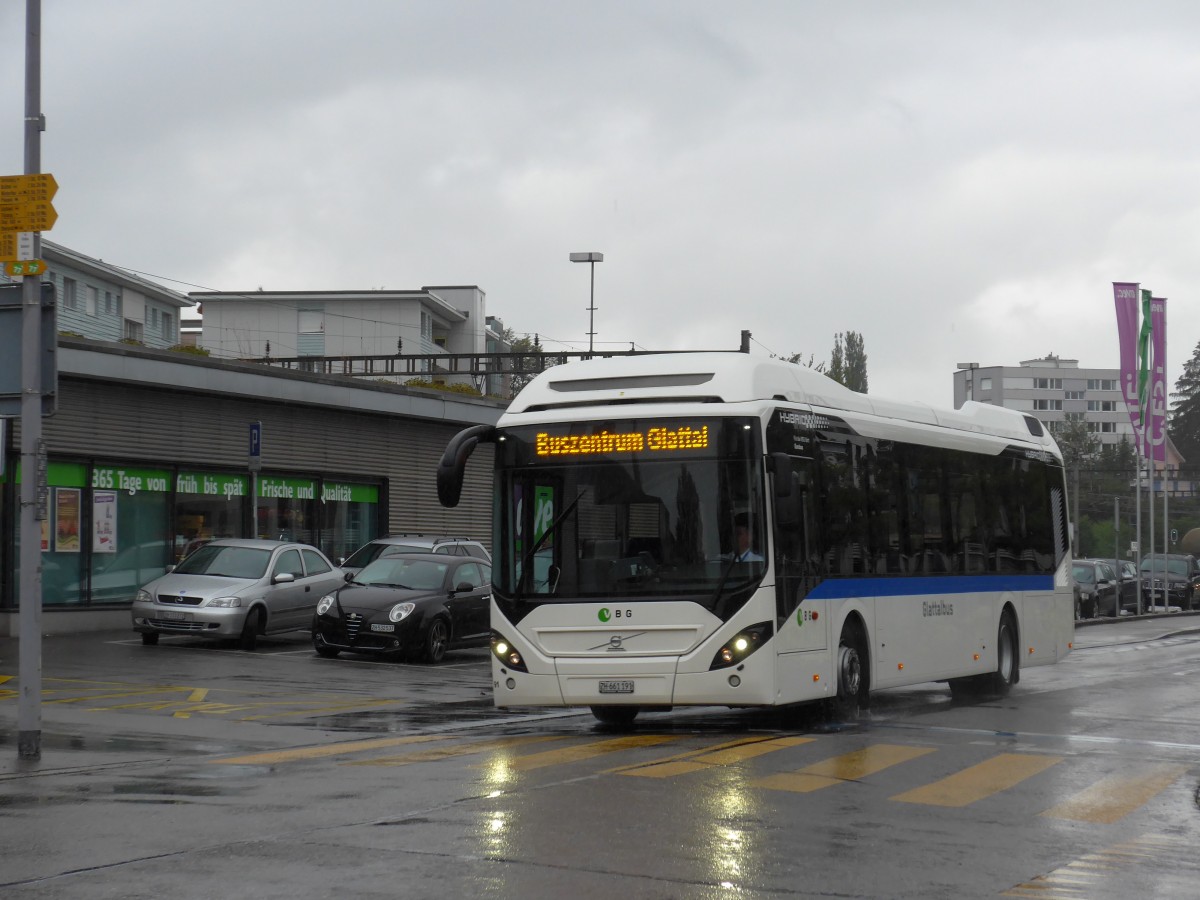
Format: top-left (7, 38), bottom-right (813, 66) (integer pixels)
top-left (135, 589), bottom-right (152, 603)
top-left (206, 597), bottom-right (242, 608)
top-left (316, 595), bottom-right (336, 616)
top-left (389, 602), bottom-right (416, 623)
top-left (710, 621), bottom-right (773, 670)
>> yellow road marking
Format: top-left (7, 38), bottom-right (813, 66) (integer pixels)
top-left (754, 744), bottom-right (935, 793)
top-left (346, 735), bottom-right (562, 766)
top-left (503, 734), bottom-right (680, 771)
top-left (618, 736), bottom-right (816, 779)
top-left (211, 734), bottom-right (446, 765)
top-left (0, 675), bottom-right (13, 685)
top-left (1041, 764), bottom-right (1189, 824)
top-left (187, 689), bottom-right (209, 702)
top-left (891, 753), bottom-right (1062, 807)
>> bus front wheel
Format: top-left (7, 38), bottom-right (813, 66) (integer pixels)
top-left (828, 623), bottom-right (868, 719)
top-left (986, 612), bottom-right (1018, 696)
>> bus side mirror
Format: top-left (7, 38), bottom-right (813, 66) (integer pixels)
top-left (437, 425), bottom-right (497, 507)
top-left (768, 453), bottom-right (793, 499)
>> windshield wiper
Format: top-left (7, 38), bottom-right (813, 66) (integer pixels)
top-left (516, 489), bottom-right (587, 598)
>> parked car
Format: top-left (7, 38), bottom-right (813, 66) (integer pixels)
top-left (1137, 553), bottom-right (1200, 611)
top-left (131, 539), bottom-right (345, 650)
top-left (311, 552), bottom-right (491, 663)
top-left (1080, 556), bottom-right (1123, 619)
top-left (1092, 558), bottom-right (1140, 614)
top-left (338, 534), bottom-right (490, 575)
top-left (1072, 559), bottom-right (1119, 619)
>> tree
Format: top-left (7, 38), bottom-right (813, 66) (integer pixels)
top-left (1054, 414), bottom-right (1101, 471)
top-left (1169, 338), bottom-right (1200, 468)
top-left (775, 351), bottom-right (825, 372)
top-left (827, 331), bottom-right (867, 392)
top-left (502, 329), bottom-right (551, 399)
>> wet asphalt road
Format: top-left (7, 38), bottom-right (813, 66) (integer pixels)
top-left (1, 616), bottom-right (1199, 899)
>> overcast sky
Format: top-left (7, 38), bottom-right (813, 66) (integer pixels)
top-left (3, 1), bottom-right (1199, 406)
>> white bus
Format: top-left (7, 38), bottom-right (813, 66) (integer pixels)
top-left (438, 352), bottom-right (1074, 726)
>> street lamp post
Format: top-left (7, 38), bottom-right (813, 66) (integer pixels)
top-left (570, 251), bottom-right (603, 354)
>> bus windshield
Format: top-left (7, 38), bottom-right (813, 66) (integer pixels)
top-left (494, 417), bottom-right (765, 609)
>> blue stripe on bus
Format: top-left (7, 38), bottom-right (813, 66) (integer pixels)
top-left (805, 574), bottom-right (1054, 599)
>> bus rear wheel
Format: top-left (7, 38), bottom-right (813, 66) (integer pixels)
top-left (985, 611), bottom-right (1018, 696)
top-left (590, 706), bottom-right (639, 728)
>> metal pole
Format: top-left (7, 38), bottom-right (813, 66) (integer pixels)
top-left (17, 0), bottom-right (44, 760)
top-left (1135, 451), bottom-right (1142, 614)
top-left (587, 260), bottom-right (596, 354)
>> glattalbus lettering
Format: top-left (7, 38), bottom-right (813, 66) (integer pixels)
top-left (922, 600), bottom-right (954, 617)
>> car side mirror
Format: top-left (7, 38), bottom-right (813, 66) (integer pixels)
top-left (344, 571), bottom-right (354, 582)
top-left (455, 581), bottom-right (474, 593)
top-left (273, 572), bottom-right (295, 584)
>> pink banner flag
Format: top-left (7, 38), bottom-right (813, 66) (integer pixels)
top-left (1112, 282), bottom-right (1141, 433)
top-left (1145, 297), bottom-right (1167, 463)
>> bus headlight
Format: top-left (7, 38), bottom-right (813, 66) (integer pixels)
top-left (491, 631), bottom-right (527, 672)
top-left (710, 622), bottom-right (773, 670)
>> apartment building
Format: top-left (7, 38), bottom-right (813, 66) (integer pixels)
top-left (952, 355), bottom-right (1132, 446)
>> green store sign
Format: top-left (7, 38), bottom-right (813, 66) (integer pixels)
top-left (177, 471), bottom-right (248, 499)
top-left (90, 465), bottom-right (171, 493)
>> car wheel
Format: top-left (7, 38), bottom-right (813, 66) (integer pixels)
top-left (239, 608), bottom-right (261, 651)
top-left (312, 633), bottom-right (340, 658)
top-left (141, 632), bottom-right (159, 646)
top-left (423, 617), bottom-right (449, 663)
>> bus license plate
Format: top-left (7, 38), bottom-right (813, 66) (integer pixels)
top-left (599, 680), bottom-right (634, 694)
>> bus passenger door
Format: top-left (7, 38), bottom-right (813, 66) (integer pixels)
top-left (772, 454), bottom-right (826, 653)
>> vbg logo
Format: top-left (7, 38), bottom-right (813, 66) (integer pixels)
top-left (598, 608), bottom-right (612, 622)
top-left (597, 608), bottom-right (632, 622)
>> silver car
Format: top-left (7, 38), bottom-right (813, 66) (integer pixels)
top-left (131, 539), bottom-right (344, 650)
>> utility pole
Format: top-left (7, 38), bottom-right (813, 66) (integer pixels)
top-left (18, 0), bottom-right (45, 760)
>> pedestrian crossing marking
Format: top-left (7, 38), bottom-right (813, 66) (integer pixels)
top-left (891, 753), bottom-right (1063, 807)
top-left (1003, 833), bottom-right (1194, 897)
top-left (616, 736), bottom-right (816, 778)
top-left (754, 744), bottom-right (936, 793)
top-left (1041, 763), bottom-right (1189, 824)
top-left (502, 733), bottom-right (681, 771)
top-left (345, 735), bottom-right (562, 766)
top-left (211, 734), bottom-right (447, 765)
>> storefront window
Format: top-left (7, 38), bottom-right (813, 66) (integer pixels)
top-left (87, 465), bottom-right (170, 603)
top-left (256, 476), bottom-right (317, 545)
top-left (174, 471), bottom-right (248, 563)
top-left (37, 463), bottom-right (89, 606)
top-left (319, 481), bottom-right (380, 563)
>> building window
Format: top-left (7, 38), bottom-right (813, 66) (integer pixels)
top-left (1087, 400), bottom-right (1117, 412)
top-left (85, 285), bottom-right (98, 316)
top-left (104, 291), bottom-right (115, 315)
top-left (1065, 391), bottom-right (1084, 400)
top-left (1033, 378), bottom-right (1062, 390)
top-left (1086, 379), bottom-right (1117, 391)
top-left (124, 319), bottom-right (144, 342)
top-left (978, 377), bottom-right (992, 391)
top-left (63, 277), bottom-right (78, 310)
top-left (1033, 399), bottom-right (1063, 411)
top-left (161, 311), bottom-right (172, 339)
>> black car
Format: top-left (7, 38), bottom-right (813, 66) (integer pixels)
top-left (1075, 556), bottom-right (1118, 619)
top-left (1092, 558), bottom-right (1140, 614)
top-left (1072, 559), bottom-right (1119, 619)
top-left (311, 552), bottom-right (491, 662)
top-left (1137, 553), bottom-right (1200, 612)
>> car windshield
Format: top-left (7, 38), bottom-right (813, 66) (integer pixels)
top-left (1138, 557), bottom-right (1190, 576)
top-left (342, 541), bottom-right (434, 568)
top-left (174, 545), bottom-right (271, 579)
top-left (356, 558), bottom-right (448, 590)
top-left (1072, 565), bottom-right (1096, 584)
